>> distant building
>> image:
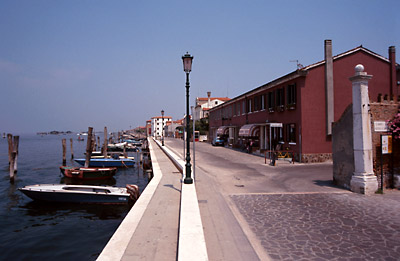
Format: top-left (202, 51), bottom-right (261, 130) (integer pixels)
top-left (150, 116), bottom-right (172, 138)
top-left (193, 92), bottom-right (230, 120)
top-left (209, 40), bottom-right (399, 162)
top-left (146, 120), bottom-right (151, 136)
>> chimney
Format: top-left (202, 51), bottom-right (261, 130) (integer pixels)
top-left (325, 40), bottom-right (334, 135)
top-left (389, 46), bottom-right (396, 96)
top-left (207, 91), bottom-right (211, 108)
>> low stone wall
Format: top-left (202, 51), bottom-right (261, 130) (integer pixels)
top-left (301, 153), bottom-right (332, 163)
top-left (370, 101), bottom-right (400, 188)
top-left (331, 98), bottom-right (400, 190)
top-left (332, 105), bottom-right (354, 189)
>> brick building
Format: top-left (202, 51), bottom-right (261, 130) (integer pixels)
top-left (208, 40), bottom-right (399, 162)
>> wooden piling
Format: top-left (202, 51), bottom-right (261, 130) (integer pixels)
top-left (97, 136), bottom-right (100, 151)
top-left (13, 136), bottom-right (19, 173)
top-left (7, 134), bottom-right (12, 167)
top-left (62, 138), bottom-right (67, 165)
top-left (9, 152), bottom-right (16, 182)
top-left (70, 138), bottom-right (74, 159)
top-left (103, 127), bottom-right (108, 157)
top-left (93, 132), bottom-right (97, 150)
top-left (84, 127), bottom-right (94, 168)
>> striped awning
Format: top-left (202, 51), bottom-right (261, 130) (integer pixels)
top-left (239, 124), bottom-right (260, 137)
top-left (216, 126), bottom-right (229, 135)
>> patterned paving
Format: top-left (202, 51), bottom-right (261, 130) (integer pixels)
top-left (232, 192), bottom-right (400, 260)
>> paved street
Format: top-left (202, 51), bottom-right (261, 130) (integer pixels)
top-left (165, 138), bottom-right (400, 261)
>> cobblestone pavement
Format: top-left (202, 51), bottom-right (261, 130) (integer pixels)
top-left (232, 191), bottom-right (400, 261)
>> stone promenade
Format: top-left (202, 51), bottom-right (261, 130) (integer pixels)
top-left (165, 138), bottom-right (400, 261)
top-left (100, 138), bottom-right (400, 260)
top-left (233, 192), bottom-right (400, 260)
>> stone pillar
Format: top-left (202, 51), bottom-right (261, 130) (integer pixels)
top-left (349, 64), bottom-right (378, 194)
top-left (325, 39), bottom-right (334, 135)
top-left (260, 125), bottom-right (265, 150)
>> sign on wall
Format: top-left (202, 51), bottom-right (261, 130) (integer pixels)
top-left (381, 135), bottom-right (392, 154)
top-left (374, 121), bottom-right (388, 132)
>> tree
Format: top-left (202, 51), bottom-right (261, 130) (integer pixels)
top-left (388, 112), bottom-right (400, 139)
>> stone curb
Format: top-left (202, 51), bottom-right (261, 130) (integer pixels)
top-left (154, 139), bottom-right (208, 261)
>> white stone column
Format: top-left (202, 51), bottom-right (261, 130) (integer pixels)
top-left (260, 125), bottom-right (265, 150)
top-left (350, 64), bottom-right (378, 194)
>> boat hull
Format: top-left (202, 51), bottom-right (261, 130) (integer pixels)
top-left (60, 166), bottom-right (117, 180)
top-left (19, 184), bottom-right (133, 204)
top-left (74, 158), bottom-right (135, 167)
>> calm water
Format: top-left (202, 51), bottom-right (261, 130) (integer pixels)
top-left (0, 133), bottom-right (149, 260)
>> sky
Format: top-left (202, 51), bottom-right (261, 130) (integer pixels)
top-left (1, 0), bottom-right (399, 134)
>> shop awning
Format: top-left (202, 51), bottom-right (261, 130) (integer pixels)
top-left (239, 124), bottom-right (260, 137)
top-left (216, 126), bottom-right (230, 135)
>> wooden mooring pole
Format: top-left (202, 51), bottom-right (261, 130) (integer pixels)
top-left (7, 134), bottom-right (12, 167)
top-left (62, 138), bottom-right (67, 165)
top-left (70, 138), bottom-right (74, 159)
top-left (13, 136), bottom-right (19, 173)
top-left (103, 127), bottom-right (108, 157)
top-left (84, 127), bottom-right (94, 168)
top-left (7, 134), bottom-right (19, 181)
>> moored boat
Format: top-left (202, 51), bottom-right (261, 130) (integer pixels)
top-left (19, 184), bottom-right (140, 204)
top-left (74, 158), bottom-right (135, 167)
top-left (59, 166), bottom-right (117, 180)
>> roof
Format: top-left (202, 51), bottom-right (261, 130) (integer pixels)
top-left (303, 45), bottom-right (391, 71)
top-left (209, 45), bottom-right (396, 112)
top-left (151, 116), bottom-right (173, 119)
top-left (197, 97), bottom-right (231, 102)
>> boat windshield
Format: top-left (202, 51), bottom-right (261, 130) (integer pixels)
top-left (63, 187), bottom-right (111, 193)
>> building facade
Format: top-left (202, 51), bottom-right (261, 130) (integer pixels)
top-left (194, 91), bottom-right (231, 120)
top-left (150, 116), bottom-right (172, 138)
top-left (209, 40), bottom-right (399, 162)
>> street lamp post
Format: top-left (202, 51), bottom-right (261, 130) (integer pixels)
top-left (161, 110), bottom-right (165, 146)
top-left (182, 52), bottom-right (193, 184)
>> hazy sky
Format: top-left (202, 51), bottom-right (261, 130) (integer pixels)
top-left (1, 0), bottom-right (399, 134)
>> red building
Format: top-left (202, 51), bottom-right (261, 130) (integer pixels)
top-left (209, 40), bottom-right (399, 162)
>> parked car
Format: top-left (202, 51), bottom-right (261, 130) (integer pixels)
top-left (212, 137), bottom-right (225, 146)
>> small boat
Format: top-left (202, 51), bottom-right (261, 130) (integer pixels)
top-left (19, 184), bottom-right (140, 204)
top-left (60, 166), bottom-right (117, 180)
top-left (74, 158), bottom-right (135, 168)
top-left (90, 155), bottom-right (135, 160)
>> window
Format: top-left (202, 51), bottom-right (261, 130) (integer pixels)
top-left (248, 99), bottom-right (252, 113)
top-left (242, 100), bottom-right (245, 114)
top-left (254, 95), bottom-right (262, 111)
top-left (276, 88), bottom-right (285, 107)
top-left (261, 94), bottom-right (265, 110)
top-left (278, 128), bottom-right (284, 143)
top-left (268, 91), bottom-right (275, 111)
top-left (254, 96), bottom-right (259, 111)
top-left (286, 123), bottom-right (296, 143)
top-left (287, 84), bottom-right (297, 106)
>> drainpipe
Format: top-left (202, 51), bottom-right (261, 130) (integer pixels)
top-left (325, 39), bottom-right (334, 136)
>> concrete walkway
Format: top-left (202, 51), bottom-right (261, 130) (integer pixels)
top-left (98, 138), bottom-right (400, 261)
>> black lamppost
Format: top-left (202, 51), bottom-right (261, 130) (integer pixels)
top-left (161, 109), bottom-right (165, 146)
top-left (182, 52), bottom-right (193, 184)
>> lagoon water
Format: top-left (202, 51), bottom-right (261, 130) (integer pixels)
top-left (0, 133), bottom-right (148, 260)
